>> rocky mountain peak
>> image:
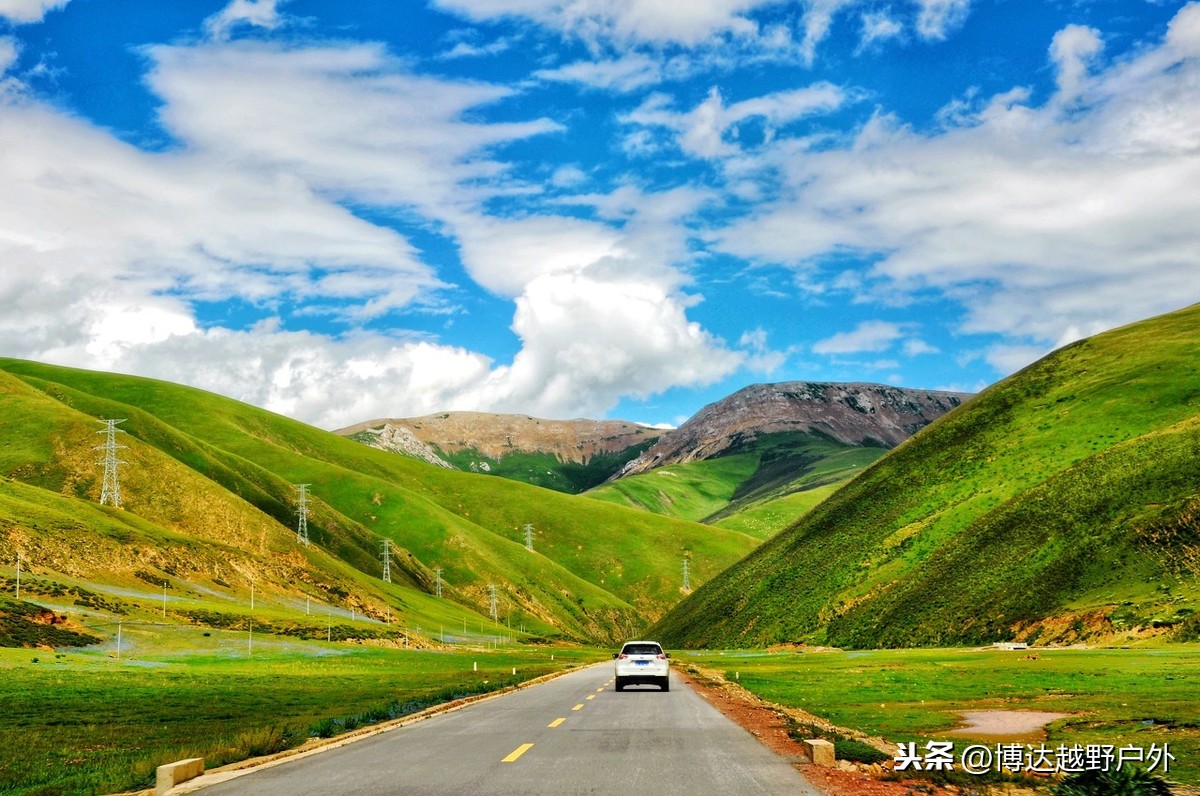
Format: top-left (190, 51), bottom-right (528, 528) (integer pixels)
top-left (615, 382), bottom-right (972, 478)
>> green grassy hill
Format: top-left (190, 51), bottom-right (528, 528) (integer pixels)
top-left (652, 303), bottom-right (1200, 648)
top-left (0, 359), bottom-right (757, 644)
top-left (429, 444), bottom-right (653, 494)
top-left (587, 432), bottom-right (887, 540)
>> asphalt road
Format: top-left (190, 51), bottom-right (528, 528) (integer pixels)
top-left (197, 664), bottom-right (822, 796)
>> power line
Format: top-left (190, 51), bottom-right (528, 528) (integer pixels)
top-left (295, 484), bottom-right (311, 547)
top-left (94, 419), bottom-right (127, 508)
top-left (381, 538), bottom-right (391, 583)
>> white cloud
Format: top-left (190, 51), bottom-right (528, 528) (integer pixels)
top-left (718, 3), bottom-right (1200, 372)
top-left (624, 83), bottom-right (847, 159)
top-left (455, 215), bottom-right (625, 297)
top-left (1050, 24), bottom-right (1103, 100)
top-left (914, 0), bottom-right (970, 41)
top-left (431, 0), bottom-right (765, 47)
top-left (145, 42), bottom-right (560, 218)
top-left (0, 37), bottom-right (18, 75)
top-left (479, 272), bottom-right (742, 415)
top-left (117, 327), bottom-right (498, 430)
top-left (0, 0), bottom-right (68, 24)
top-left (0, 34), bottom-right (744, 424)
top-left (902, 338), bottom-right (940, 356)
top-left (204, 0), bottom-right (284, 41)
top-left (549, 165), bottom-right (588, 187)
top-left (535, 52), bottom-right (664, 92)
top-left (812, 320), bottom-right (903, 354)
top-left (739, 326), bottom-right (787, 373)
top-left (858, 10), bottom-right (903, 52)
top-left (798, 0), bottom-right (855, 64)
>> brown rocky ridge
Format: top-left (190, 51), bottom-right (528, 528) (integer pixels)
top-left (336, 412), bottom-right (661, 467)
top-left (614, 382), bottom-right (973, 479)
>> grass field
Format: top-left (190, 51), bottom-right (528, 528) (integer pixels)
top-left (587, 433), bottom-right (886, 540)
top-left (683, 645), bottom-right (1200, 787)
top-left (0, 623), bottom-right (605, 796)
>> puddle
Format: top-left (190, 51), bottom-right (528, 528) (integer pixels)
top-left (948, 710), bottom-right (1071, 743)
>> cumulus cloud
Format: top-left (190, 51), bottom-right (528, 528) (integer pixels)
top-left (717, 3), bottom-right (1200, 371)
top-left (479, 272), bottom-right (742, 416)
top-left (455, 214), bottom-right (625, 297)
top-left (1050, 24), bottom-right (1103, 100)
top-left (0, 34), bottom-right (744, 424)
top-left (0, 0), bottom-right (68, 24)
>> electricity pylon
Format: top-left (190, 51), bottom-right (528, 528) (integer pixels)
top-left (95, 419), bottom-right (127, 507)
top-left (296, 484), bottom-right (311, 546)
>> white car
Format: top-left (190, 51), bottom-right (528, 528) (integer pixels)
top-left (613, 640), bottom-right (670, 691)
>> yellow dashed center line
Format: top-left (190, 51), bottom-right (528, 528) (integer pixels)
top-left (572, 703), bottom-right (585, 711)
top-left (586, 695), bottom-right (596, 701)
top-left (548, 718), bottom-right (566, 728)
top-left (596, 687), bottom-right (605, 692)
top-left (502, 743), bottom-right (535, 763)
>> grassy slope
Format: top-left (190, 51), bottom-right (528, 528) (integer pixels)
top-left (433, 440), bottom-right (655, 494)
top-left (0, 372), bottom-right (538, 642)
top-left (0, 359), bottom-right (756, 639)
top-left (587, 432), bottom-right (887, 540)
top-left (653, 303), bottom-right (1200, 648)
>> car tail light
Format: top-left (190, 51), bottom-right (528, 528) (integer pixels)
top-left (618, 654), bottom-right (628, 659)
top-left (656, 654), bottom-right (667, 660)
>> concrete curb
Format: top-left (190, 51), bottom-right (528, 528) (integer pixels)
top-left (112, 661), bottom-right (604, 796)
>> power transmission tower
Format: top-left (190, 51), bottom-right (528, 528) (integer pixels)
top-left (434, 567), bottom-right (443, 598)
top-left (295, 484), bottom-right (311, 547)
top-left (488, 584), bottom-right (498, 622)
top-left (94, 419), bottom-right (127, 507)
top-left (682, 557), bottom-right (691, 591)
top-left (381, 539), bottom-right (392, 583)
top-left (523, 523), bottom-right (534, 551)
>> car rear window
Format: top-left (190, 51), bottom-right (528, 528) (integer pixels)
top-left (622, 643), bottom-right (662, 655)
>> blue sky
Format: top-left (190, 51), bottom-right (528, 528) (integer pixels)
top-left (1, 0), bottom-right (1197, 429)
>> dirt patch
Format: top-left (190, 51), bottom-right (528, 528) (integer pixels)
top-left (949, 711), bottom-right (1071, 743)
top-left (677, 667), bottom-right (972, 796)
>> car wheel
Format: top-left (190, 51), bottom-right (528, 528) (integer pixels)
top-left (615, 678), bottom-right (624, 691)
top-left (661, 678), bottom-right (670, 692)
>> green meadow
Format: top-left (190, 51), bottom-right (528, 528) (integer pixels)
top-left (0, 624), bottom-right (604, 796)
top-left (684, 645), bottom-right (1200, 787)
top-left (587, 432), bottom-right (886, 540)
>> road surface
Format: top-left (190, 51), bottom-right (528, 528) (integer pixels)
top-left (198, 664), bottom-right (822, 795)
